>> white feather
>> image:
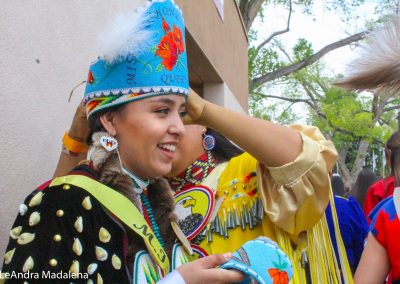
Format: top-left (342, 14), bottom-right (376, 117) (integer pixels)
top-left (349, 16), bottom-right (400, 75)
top-left (336, 15), bottom-right (400, 93)
top-left (99, 3), bottom-right (155, 63)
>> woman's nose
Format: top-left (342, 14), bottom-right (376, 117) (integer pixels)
top-left (169, 113), bottom-right (186, 137)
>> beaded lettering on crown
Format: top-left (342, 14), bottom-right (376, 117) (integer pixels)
top-left (100, 136), bottom-right (118, 151)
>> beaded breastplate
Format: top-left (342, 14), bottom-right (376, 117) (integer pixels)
top-left (167, 151), bottom-right (218, 191)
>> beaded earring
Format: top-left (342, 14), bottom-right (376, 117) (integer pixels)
top-left (99, 135), bottom-right (118, 151)
top-left (99, 134), bottom-right (124, 171)
top-left (202, 133), bottom-right (216, 151)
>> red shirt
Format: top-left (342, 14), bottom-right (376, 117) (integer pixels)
top-left (370, 196), bottom-right (400, 283)
top-left (363, 176), bottom-right (395, 223)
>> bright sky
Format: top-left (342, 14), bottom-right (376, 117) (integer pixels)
top-left (252, 0), bottom-right (379, 75)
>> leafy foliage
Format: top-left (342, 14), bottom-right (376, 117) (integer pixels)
top-left (239, 0), bottom-right (400, 184)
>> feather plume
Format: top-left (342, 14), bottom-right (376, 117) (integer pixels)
top-left (99, 3), bottom-right (155, 64)
top-left (335, 16), bottom-right (400, 95)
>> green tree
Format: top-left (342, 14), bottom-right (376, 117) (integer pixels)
top-left (237, 0), bottom-right (400, 187)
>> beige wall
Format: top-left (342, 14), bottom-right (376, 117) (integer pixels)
top-left (177, 0), bottom-right (249, 110)
top-left (0, 0), bottom-right (248, 257)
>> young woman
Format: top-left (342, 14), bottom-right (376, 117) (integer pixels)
top-left (1, 1), bottom-right (245, 283)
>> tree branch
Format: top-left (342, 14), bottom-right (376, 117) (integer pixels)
top-left (314, 76), bottom-right (329, 96)
top-left (260, 94), bottom-right (314, 107)
top-left (254, 1), bottom-right (292, 54)
top-left (382, 105), bottom-right (400, 113)
top-left (350, 140), bottom-right (370, 180)
top-left (337, 154), bottom-right (351, 189)
top-left (378, 117), bottom-right (391, 126)
top-left (299, 79), bottom-right (321, 107)
top-left (386, 98), bottom-right (400, 105)
top-left (251, 31), bottom-right (367, 88)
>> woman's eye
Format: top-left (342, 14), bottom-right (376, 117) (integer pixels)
top-left (155, 108), bottom-right (169, 114)
top-left (179, 110), bottom-right (187, 117)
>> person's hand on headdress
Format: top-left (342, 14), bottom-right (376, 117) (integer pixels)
top-left (68, 100), bottom-right (89, 143)
top-left (182, 88), bottom-right (208, 125)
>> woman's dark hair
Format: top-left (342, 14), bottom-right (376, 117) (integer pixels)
top-left (86, 104), bottom-right (126, 145)
top-left (331, 174), bottom-right (346, 197)
top-left (207, 128), bottom-right (244, 162)
top-left (348, 166), bottom-right (380, 206)
top-left (386, 130), bottom-right (400, 187)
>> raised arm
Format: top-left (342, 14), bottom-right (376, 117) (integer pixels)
top-left (53, 101), bottom-right (89, 177)
top-left (184, 89), bottom-right (302, 167)
top-left (185, 89), bottom-right (338, 238)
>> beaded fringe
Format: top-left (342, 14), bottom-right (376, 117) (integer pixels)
top-left (195, 197), bottom-right (264, 244)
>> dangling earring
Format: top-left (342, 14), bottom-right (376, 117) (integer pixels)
top-left (202, 132), bottom-right (216, 151)
top-left (100, 135), bottom-right (118, 151)
top-left (100, 134), bottom-right (124, 170)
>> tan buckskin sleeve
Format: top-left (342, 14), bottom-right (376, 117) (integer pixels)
top-left (257, 124), bottom-right (338, 240)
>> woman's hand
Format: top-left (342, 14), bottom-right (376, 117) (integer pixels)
top-left (68, 100), bottom-right (89, 142)
top-left (177, 253), bottom-right (244, 284)
top-left (182, 88), bottom-right (208, 125)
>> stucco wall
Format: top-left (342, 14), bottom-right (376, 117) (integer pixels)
top-left (0, 0), bottom-right (248, 258)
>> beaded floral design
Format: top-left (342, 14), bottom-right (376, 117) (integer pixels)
top-left (154, 18), bottom-right (185, 71)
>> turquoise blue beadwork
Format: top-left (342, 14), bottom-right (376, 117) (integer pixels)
top-left (141, 194), bottom-right (165, 248)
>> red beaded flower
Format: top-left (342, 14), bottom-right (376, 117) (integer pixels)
top-left (155, 18), bottom-right (185, 71)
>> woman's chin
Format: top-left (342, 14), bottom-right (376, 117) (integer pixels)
top-left (151, 164), bottom-right (173, 178)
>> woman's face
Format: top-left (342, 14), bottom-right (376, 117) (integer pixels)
top-left (165, 124), bottom-right (206, 177)
top-left (109, 95), bottom-right (186, 179)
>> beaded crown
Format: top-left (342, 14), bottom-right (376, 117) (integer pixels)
top-left (84, 0), bottom-right (189, 117)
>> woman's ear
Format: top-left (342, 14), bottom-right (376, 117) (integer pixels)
top-left (100, 113), bottom-right (117, 136)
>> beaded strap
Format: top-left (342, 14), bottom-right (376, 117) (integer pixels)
top-left (167, 151), bottom-right (219, 191)
top-left (141, 193), bottom-right (165, 248)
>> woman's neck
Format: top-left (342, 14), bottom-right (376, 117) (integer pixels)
top-left (122, 167), bottom-right (149, 194)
